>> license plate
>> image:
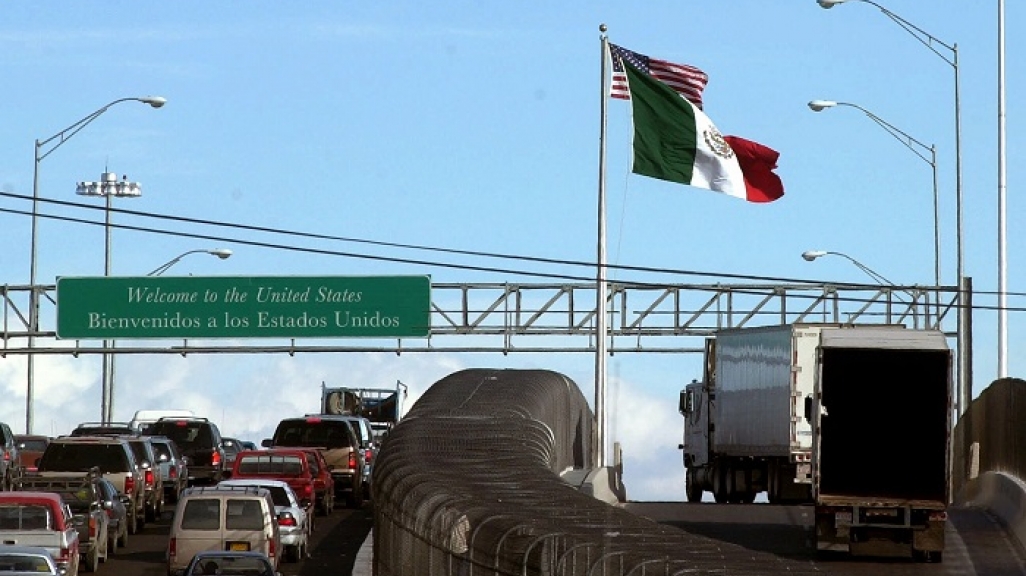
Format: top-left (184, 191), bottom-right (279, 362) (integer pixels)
top-left (227, 541), bottom-right (250, 551)
top-left (834, 511), bottom-right (852, 527)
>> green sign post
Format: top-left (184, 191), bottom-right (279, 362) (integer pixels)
top-left (56, 275), bottom-right (431, 339)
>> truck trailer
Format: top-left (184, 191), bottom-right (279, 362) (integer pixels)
top-left (679, 323), bottom-right (950, 560)
top-left (320, 381), bottom-right (407, 442)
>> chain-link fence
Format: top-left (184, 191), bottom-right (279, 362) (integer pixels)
top-left (370, 368), bottom-right (824, 576)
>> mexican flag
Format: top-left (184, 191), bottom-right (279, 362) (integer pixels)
top-left (622, 61), bottom-right (784, 203)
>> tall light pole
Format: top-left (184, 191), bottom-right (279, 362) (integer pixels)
top-left (802, 250), bottom-right (896, 286)
top-left (806, 100), bottom-right (941, 290)
top-left (76, 172), bottom-right (143, 424)
top-left (998, 0), bottom-right (1007, 377)
top-left (816, 0), bottom-right (968, 416)
top-left (27, 95), bottom-right (166, 434)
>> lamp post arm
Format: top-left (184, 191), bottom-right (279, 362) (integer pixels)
top-left (146, 253), bottom-right (193, 276)
top-left (35, 98), bottom-right (144, 163)
top-left (146, 249), bottom-right (230, 276)
top-left (827, 251), bottom-right (897, 286)
top-left (856, 0), bottom-right (956, 66)
top-left (835, 102), bottom-right (936, 167)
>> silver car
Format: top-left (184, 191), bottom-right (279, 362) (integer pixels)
top-left (147, 436), bottom-right (188, 504)
top-left (217, 479), bottom-right (311, 563)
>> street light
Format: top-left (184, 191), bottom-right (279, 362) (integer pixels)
top-left (806, 100), bottom-right (941, 291)
top-left (146, 249), bottom-right (233, 277)
top-left (26, 95), bottom-right (166, 434)
top-left (802, 250), bottom-right (896, 286)
top-left (98, 247), bottom-right (233, 424)
top-left (816, 0), bottom-right (969, 417)
top-left (77, 172), bottom-right (143, 424)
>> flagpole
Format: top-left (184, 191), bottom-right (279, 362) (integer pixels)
top-left (595, 24), bottom-right (610, 469)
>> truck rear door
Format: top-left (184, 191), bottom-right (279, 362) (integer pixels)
top-left (812, 328), bottom-right (950, 505)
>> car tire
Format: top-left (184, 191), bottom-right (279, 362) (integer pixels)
top-left (100, 530), bottom-right (109, 563)
top-left (346, 487), bottom-right (364, 509)
top-left (85, 545), bottom-right (99, 573)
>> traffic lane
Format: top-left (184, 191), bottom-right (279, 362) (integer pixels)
top-left (100, 502), bottom-right (374, 576)
top-left (625, 502), bottom-right (1026, 575)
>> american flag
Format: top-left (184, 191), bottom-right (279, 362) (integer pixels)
top-left (608, 43), bottom-right (709, 109)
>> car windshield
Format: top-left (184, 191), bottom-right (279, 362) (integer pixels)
top-left (0, 553), bottom-right (53, 573)
top-left (150, 441), bottom-right (173, 461)
top-left (0, 505), bottom-right (52, 530)
top-left (274, 421), bottom-right (351, 448)
top-left (151, 422), bottom-right (214, 449)
top-left (17, 438), bottom-right (49, 452)
top-left (236, 455), bottom-right (304, 476)
top-left (225, 499), bottom-right (264, 530)
top-left (39, 443), bottom-right (128, 472)
top-left (128, 442), bottom-right (153, 466)
top-left (70, 425), bottom-right (133, 436)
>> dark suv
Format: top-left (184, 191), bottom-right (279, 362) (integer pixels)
top-left (0, 421), bottom-right (21, 491)
top-left (147, 417), bottom-right (226, 487)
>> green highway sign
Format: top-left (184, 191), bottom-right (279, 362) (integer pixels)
top-left (56, 275), bottom-right (431, 339)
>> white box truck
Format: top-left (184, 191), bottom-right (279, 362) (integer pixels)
top-left (679, 323), bottom-right (951, 561)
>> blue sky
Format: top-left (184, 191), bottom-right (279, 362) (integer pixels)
top-left (0, 2), bottom-right (1022, 502)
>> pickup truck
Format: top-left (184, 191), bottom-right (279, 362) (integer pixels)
top-left (0, 491), bottom-right (81, 576)
top-left (20, 472), bottom-right (113, 572)
top-left (226, 449), bottom-right (317, 514)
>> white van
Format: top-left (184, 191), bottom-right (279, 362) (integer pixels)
top-left (166, 485), bottom-right (280, 575)
top-left (130, 409), bottom-right (195, 434)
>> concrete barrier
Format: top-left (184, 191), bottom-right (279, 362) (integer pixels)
top-left (955, 471), bottom-right (1026, 551)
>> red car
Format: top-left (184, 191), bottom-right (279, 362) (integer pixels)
top-left (227, 449), bottom-right (317, 516)
top-left (0, 491), bottom-right (81, 576)
top-left (298, 448), bottom-right (335, 515)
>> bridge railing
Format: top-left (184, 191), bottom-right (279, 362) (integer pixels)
top-left (371, 368), bottom-right (773, 576)
top-left (952, 377), bottom-right (1026, 497)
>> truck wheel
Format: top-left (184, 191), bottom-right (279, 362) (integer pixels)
top-left (685, 470), bottom-right (703, 503)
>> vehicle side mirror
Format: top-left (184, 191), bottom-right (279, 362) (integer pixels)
top-left (804, 396), bottom-right (813, 422)
top-left (261, 439), bottom-right (273, 448)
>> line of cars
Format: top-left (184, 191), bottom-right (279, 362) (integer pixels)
top-left (0, 414), bottom-right (200, 576)
top-left (1, 409), bottom-right (381, 576)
